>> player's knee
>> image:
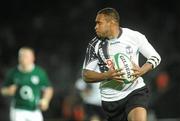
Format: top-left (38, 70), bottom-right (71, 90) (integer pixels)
top-left (127, 107), bottom-right (147, 121)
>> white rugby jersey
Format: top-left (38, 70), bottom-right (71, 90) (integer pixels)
top-left (83, 28), bottom-right (161, 102)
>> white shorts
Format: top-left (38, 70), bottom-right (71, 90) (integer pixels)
top-left (10, 107), bottom-right (43, 121)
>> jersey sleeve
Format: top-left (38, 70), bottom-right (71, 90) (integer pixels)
top-left (3, 69), bottom-right (15, 87)
top-left (83, 38), bottom-right (99, 72)
top-left (39, 68), bottom-right (52, 88)
top-left (138, 35), bottom-right (161, 69)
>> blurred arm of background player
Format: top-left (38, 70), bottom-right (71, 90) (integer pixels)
top-left (39, 86), bottom-right (53, 111)
top-left (1, 85), bottom-right (17, 96)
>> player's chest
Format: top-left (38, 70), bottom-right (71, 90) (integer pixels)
top-left (107, 40), bottom-right (138, 56)
top-left (13, 73), bottom-right (41, 86)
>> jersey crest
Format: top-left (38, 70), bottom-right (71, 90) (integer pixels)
top-left (125, 45), bottom-right (133, 55)
top-left (31, 75), bottom-right (39, 85)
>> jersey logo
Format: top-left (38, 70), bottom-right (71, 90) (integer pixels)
top-left (31, 75), bottom-right (39, 85)
top-left (110, 41), bottom-right (120, 45)
top-left (20, 85), bottom-right (34, 102)
top-left (126, 45), bottom-right (133, 55)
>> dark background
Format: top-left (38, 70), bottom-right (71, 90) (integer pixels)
top-left (0, 0), bottom-right (180, 120)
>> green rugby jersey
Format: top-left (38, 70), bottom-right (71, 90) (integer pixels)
top-left (3, 65), bottom-right (51, 110)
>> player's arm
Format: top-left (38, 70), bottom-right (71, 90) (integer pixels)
top-left (83, 69), bottom-right (108, 83)
top-left (82, 69), bottom-right (124, 83)
top-left (131, 62), bottom-right (153, 78)
top-left (1, 69), bottom-right (17, 96)
top-left (39, 86), bottom-right (53, 111)
top-left (83, 39), bottom-right (124, 83)
top-left (41, 87), bottom-right (53, 103)
top-left (132, 35), bottom-right (161, 78)
top-left (39, 68), bottom-right (54, 111)
top-left (1, 85), bottom-right (17, 96)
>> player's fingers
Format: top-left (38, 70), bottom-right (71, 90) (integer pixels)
top-left (131, 72), bottom-right (138, 76)
top-left (118, 71), bottom-right (125, 76)
top-left (115, 68), bottom-right (123, 72)
top-left (132, 62), bottom-right (139, 68)
top-left (116, 80), bottom-right (124, 84)
top-left (131, 70), bottom-right (140, 74)
top-left (113, 78), bottom-right (124, 83)
top-left (131, 68), bottom-right (138, 71)
top-left (112, 72), bottom-right (125, 77)
top-left (131, 72), bottom-right (140, 77)
top-left (132, 65), bottom-right (141, 71)
top-left (130, 77), bottom-right (137, 82)
top-left (132, 63), bottom-right (141, 71)
top-left (113, 76), bottom-right (126, 80)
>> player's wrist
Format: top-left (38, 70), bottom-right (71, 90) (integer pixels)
top-left (39, 98), bottom-right (50, 111)
top-left (102, 72), bottom-right (109, 80)
top-left (40, 98), bottom-right (50, 104)
top-left (1, 88), bottom-right (8, 96)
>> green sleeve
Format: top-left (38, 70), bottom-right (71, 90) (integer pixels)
top-left (40, 68), bottom-right (52, 87)
top-left (3, 69), bottom-right (14, 87)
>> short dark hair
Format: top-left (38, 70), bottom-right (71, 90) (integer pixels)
top-left (97, 7), bottom-right (120, 24)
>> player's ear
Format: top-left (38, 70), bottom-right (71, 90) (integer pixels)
top-left (111, 19), bottom-right (116, 24)
top-left (32, 53), bottom-right (35, 62)
top-left (110, 19), bottom-right (118, 27)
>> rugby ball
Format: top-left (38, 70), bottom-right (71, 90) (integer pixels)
top-left (112, 53), bottom-right (135, 84)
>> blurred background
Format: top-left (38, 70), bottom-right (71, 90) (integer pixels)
top-left (0, 0), bottom-right (180, 121)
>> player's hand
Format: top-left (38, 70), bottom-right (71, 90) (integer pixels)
top-left (104, 68), bottom-right (125, 83)
top-left (131, 62), bottom-right (142, 80)
top-left (1, 85), bottom-right (17, 96)
top-left (39, 98), bottom-right (50, 111)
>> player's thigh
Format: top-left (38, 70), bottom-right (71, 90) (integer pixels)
top-left (127, 107), bottom-right (147, 121)
top-left (125, 87), bottom-right (149, 121)
top-left (28, 110), bottom-right (43, 121)
top-left (102, 100), bottom-right (127, 121)
top-left (10, 108), bottom-right (26, 121)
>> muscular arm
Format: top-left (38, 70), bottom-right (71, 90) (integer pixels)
top-left (140, 63), bottom-right (153, 76)
top-left (132, 34), bottom-right (161, 78)
top-left (82, 69), bottom-right (108, 83)
top-left (132, 62), bottom-right (153, 78)
top-left (82, 69), bottom-right (124, 83)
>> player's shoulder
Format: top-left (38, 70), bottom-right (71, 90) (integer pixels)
top-left (89, 36), bottom-right (101, 43)
top-left (6, 66), bottom-right (18, 77)
top-left (9, 66), bottom-right (18, 73)
top-left (88, 36), bottom-right (101, 47)
top-left (122, 27), bottom-right (145, 37)
top-left (34, 65), bottom-right (46, 72)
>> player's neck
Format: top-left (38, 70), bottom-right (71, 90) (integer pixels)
top-left (18, 64), bottom-right (35, 72)
top-left (108, 26), bottom-right (121, 40)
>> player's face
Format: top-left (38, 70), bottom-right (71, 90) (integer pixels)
top-left (18, 49), bottom-right (35, 66)
top-left (95, 14), bottom-right (111, 39)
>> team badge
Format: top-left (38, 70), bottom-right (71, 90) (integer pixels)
top-left (31, 75), bottom-right (39, 85)
top-left (126, 45), bottom-right (133, 55)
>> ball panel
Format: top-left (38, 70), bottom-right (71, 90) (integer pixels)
top-left (113, 53), bottom-right (135, 83)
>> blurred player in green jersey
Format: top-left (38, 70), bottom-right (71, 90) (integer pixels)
top-left (1, 47), bottom-right (54, 121)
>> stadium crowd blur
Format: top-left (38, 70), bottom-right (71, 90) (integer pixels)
top-left (0, 0), bottom-right (180, 120)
